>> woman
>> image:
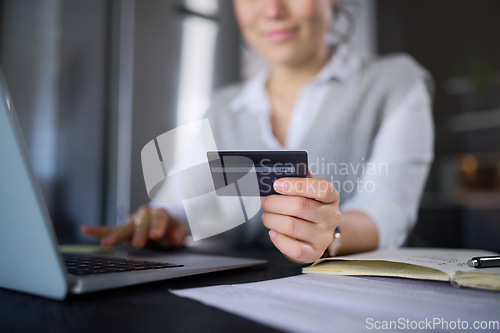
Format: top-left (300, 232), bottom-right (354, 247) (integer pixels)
top-left (82, 0), bottom-right (434, 263)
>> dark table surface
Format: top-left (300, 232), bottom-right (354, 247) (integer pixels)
top-left (0, 246), bottom-right (302, 333)
top-left (4, 244), bottom-right (500, 333)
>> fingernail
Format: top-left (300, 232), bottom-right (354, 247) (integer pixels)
top-left (150, 229), bottom-right (161, 238)
top-left (273, 179), bottom-right (288, 193)
top-left (269, 230), bottom-right (277, 240)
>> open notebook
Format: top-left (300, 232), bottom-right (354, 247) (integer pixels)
top-left (303, 248), bottom-right (500, 291)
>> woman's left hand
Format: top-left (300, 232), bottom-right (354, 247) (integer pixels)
top-left (261, 175), bottom-right (341, 263)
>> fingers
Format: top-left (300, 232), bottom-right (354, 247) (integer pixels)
top-left (81, 225), bottom-right (114, 239)
top-left (149, 208), bottom-right (168, 240)
top-left (131, 205), bottom-right (151, 248)
top-left (263, 175), bottom-right (341, 263)
top-left (263, 212), bottom-right (318, 244)
top-left (263, 212), bottom-right (333, 258)
top-left (268, 230), bottom-right (319, 264)
top-left (149, 208), bottom-right (187, 247)
top-left (261, 194), bottom-right (324, 223)
top-left (102, 221), bottom-right (135, 247)
top-left (273, 177), bottom-right (339, 204)
top-left (81, 205), bottom-right (182, 249)
top-left (81, 224), bottom-right (134, 247)
top-left (164, 218), bottom-right (189, 247)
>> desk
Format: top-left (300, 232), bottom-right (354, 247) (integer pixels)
top-left (1, 247), bottom-right (499, 333)
top-left (0, 247), bottom-right (298, 333)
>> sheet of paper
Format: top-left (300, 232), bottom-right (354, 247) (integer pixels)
top-left (171, 274), bottom-right (500, 333)
top-left (315, 248), bottom-right (500, 278)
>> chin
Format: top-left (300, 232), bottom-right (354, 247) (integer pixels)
top-left (261, 45), bottom-right (307, 67)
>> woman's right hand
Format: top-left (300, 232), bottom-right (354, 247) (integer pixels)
top-left (81, 205), bottom-right (188, 249)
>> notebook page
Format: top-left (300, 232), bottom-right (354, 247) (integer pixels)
top-left (311, 248), bottom-right (499, 278)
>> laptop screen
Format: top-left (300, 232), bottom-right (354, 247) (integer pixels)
top-left (0, 69), bottom-right (68, 299)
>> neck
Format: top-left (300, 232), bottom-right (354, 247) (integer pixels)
top-left (266, 43), bottom-right (330, 97)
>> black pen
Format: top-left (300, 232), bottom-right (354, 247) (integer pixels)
top-left (467, 256), bottom-right (500, 268)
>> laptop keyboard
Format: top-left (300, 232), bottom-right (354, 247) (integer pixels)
top-left (62, 253), bottom-right (184, 276)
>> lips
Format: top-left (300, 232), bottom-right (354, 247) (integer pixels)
top-left (265, 27), bottom-right (297, 42)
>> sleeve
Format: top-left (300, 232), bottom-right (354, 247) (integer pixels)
top-left (145, 118), bottom-right (217, 228)
top-left (148, 201), bottom-right (187, 225)
top-left (341, 80), bottom-right (434, 249)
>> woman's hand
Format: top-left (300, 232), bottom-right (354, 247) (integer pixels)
top-left (81, 205), bottom-right (188, 249)
top-left (261, 175), bottom-right (341, 264)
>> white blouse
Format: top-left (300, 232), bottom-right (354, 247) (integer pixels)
top-left (151, 43), bottom-right (434, 249)
top-left (228, 44), bottom-right (434, 248)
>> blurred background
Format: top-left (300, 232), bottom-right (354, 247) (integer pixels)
top-left (0, 0), bottom-right (499, 250)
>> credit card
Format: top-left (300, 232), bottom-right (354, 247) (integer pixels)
top-left (207, 150), bottom-right (308, 196)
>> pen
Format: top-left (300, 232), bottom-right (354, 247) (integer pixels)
top-left (467, 255), bottom-right (500, 268)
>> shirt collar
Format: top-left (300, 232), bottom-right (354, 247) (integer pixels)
top-left (229, 69), bottom-right (270, 114)
top-left (230, 43), bottom-right (362, 114)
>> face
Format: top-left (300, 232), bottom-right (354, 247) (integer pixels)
top-left (233, 0), bottom-right (335, 67)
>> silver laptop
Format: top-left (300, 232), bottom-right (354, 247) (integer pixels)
top-left (0, 70), bottom-right (265, 300)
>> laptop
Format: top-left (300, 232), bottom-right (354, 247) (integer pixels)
top-left (0, 69), bottom-right (265, 300)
